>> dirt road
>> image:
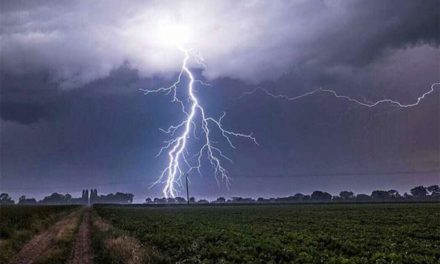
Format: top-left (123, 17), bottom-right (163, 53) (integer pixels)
top-left (10, 208), bottom-right (94, 264)
top-left (10, 210), bottom-right (81, 264)
top-left (67, 208), bottom-right (93, 264)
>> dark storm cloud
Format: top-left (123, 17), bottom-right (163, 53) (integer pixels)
top-left (0, 0), bottom-right (438, 85)
top-left (0, 102), bottom-right (48, 124)
top-left (311, 0), bottom-right (440, 66)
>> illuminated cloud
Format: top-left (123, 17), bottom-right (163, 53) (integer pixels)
top-left (1, 0), bottom-right (438, 88)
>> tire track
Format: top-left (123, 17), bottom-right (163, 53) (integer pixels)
top-left (67, 208), bottom-right (93, 264)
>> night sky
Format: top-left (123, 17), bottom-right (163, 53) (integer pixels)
top-left (1, 0), bottom-right (439, 202)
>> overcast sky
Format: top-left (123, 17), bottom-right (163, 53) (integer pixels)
top-left (1, 0), bottom-right (439, 202)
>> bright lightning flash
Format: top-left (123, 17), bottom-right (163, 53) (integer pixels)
top-left (244, 83), bottom-right (439, 108)
top-left (142, 26), bottom-right (257, 198)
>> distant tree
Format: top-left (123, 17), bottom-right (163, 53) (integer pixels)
top-left (311, 191), bottom-right (332, 201)
top-left (293, 193), bottom-right (305, 200)
top-left (257, 197), bottom-right (266, 203)
top-left (275, 196), bottom-right (295, 203)
top-left (90, 189), bottom-right (98, 204)
top-left (18, 195), bottom-right (37, 205)
top-left (371, 190), bottom-right (391, 200)
top-left (154, 197), bottom-right (166, 204)
top-left (427, 185), bottom-right (440, 197)
top-left (242, 198), bottom-right (255, 203)
top-left (231, 197), bottom-right (243, 203)
top-left (85, 189), bottom-right (89, 204)
top-left (198, 199), bottom-right (209, 204)
top-left (39, 193), bottom-right (72, 204)
top-left (0, 193), bottom-right (15, 204)
top-left (339, 191), bottom-right (354, 200)
top-left (65, 193), bottom-right (72, 203)
top-left (355, 194), bottom-right (371, 201)
top-left (145, 197), bottom-right (152, 204)
top-left (216, 197), bottom-right (226, 203)
top-left (189, 197), bottom-right (195, 203)
top-left (410, 186), bottom-right (428, 198)
top-left (166, 198), bottom-right (176, 204)
top-left (387, 190), bottom-right (401, 199)
top-left (332, 195), bottom-right (341, 201)
top-left (175, 197), bottom-right (186, 204)
top-left (96, 192), bottom-right (134, 204)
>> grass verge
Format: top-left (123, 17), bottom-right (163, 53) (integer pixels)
top-left (91, 210), bottom-right (157, 264)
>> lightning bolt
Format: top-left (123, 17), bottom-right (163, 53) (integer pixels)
top-left (243, 82), bottom-right (439, 108)
top-left (141, 46), bottom-right (257, 198)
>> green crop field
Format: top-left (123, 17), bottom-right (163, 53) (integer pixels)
top-left (94, 203), bottom-right (440, 264)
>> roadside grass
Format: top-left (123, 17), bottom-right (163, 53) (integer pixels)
top-left (0, 205), bottom-right (79, 263)
top-left (91, 210), bottom-right (157, 264)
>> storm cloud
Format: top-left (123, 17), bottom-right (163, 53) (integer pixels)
top-left (1, 0), bottom-right (438, 87)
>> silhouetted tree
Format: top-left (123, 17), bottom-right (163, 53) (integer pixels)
top-left (198, 199), bottom-right (209, 204)
top-left (0, 193), bottom-right (15, 204)
top-left (293, 193), bottom-right (305, 201)
top-left (410, 186), bottom-right (428, 198)
top-left (215, 197), bottom-right (226, 203)
top-left (145, 197), bottom-right (152, 204)
top-left (39, 193), bottom-right (71, 204)
top-left (231, 197), bottom-right (243, 203)
top-left (257, 197), bottom-right (266, 203)
top-left (90, 189), bottom-right (98, 204)
top-left (303, 195), bottom-right (311, 201)
top-left (387, 190), bottom-right (401, 199)
top-left (81, 189), bottom-right (89, 204)
top-left (427, 185), bottom-right (440, 197)
top-left (371, 190), bottom-right (391, 200)
top-left (175, 197), bottom-right (186, 204)
top-left (404, 192), bottom-right (412, 199)
top-left (311, 191), bottom-right (332, 201)
top-left (166, 198), bottom-right (176, 204)
top-left (97, 192), bottom-right (134, 204)
top-left (18, 195), bottom-right (37, 205)
top-left (154, 197), bottom-right (167, 204)
top-left (355, 194), bottom-right (371, 201)
top-left (339, 191), bottom-right (355, 200)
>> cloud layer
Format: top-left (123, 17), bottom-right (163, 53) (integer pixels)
top-left (1, 0), bottom-right (438, 87)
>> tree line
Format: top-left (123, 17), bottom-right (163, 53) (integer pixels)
top-left (0, 189), bottom-right (133, 205)
top-left (1, 184), bottom-right (438, 205)
top-left (144, 184), bottom-right (440, 204)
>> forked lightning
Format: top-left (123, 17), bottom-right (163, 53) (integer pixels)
top-left (141, 46), bottom-right (257, 198)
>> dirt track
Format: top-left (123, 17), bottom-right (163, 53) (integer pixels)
top-left (10, 210), bottom-right (80, 264)
top-left (10, 208), bottom-right (94, 264)
top-left (67, 208), bottom-right (93, 264)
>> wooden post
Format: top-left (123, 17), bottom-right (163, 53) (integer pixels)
top-left (186, 174), bottom-right (190, 205)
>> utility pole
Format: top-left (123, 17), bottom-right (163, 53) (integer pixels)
top-left (186, 174), bottom-right (190, 205)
